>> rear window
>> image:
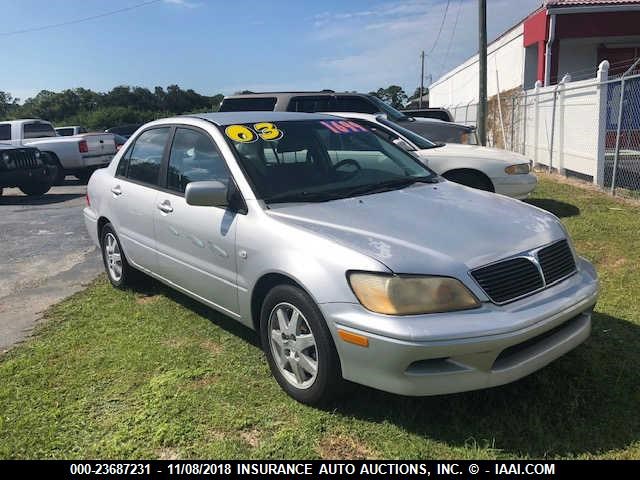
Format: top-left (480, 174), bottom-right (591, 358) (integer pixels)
top-left (0, 124), bottom-right (10, 141)
top-left (219, 97), bottom-right (277, 112)
top-left (23, 122), bottom-right (56, 139)
top-left (56, 128), bottom-right (74, 136)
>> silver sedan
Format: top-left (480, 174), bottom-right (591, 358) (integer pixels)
top-left (84, 112), bottom-right (599, 405)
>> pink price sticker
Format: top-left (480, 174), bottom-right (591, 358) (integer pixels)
top-left (320, 120), bottom-right (368, 134)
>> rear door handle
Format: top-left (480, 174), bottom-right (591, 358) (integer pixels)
top-left (111, 185), bottom-right (122, 196)
top-left (157, 200), bottom-right (174, 214)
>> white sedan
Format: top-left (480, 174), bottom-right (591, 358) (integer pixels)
top-left (328, 112), bottom-right (537, 199)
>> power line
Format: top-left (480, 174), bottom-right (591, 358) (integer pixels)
top-left (0, 0), bottom-right (162, 37)
top-left (440, 0), bottom-right (464, 72)
top-left (426, 0), bottom-right (451, 57)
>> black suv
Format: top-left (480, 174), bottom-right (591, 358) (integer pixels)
top-left (219, 91), bottom-right (454, 140)
top-left (0, 144), bottom-right (58, 196)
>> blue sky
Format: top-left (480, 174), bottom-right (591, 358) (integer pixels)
top-left (2, 0), bottom-right (540, 101)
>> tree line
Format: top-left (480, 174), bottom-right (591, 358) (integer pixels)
top-left (0, 85), bottom-right (224, 130)
top-left (0, 84), bottom-right (423, 131)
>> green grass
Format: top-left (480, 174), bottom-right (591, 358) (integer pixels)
top-left (1, 177), bottom-right (639, 459)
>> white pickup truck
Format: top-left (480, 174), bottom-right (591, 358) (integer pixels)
top-left (0, 119), bottom-right (117, 183)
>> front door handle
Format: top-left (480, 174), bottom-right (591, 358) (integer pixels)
top-left (111, 185), bottom-right (122, 196)
top-left (157, 200), bottom-right (174, 214)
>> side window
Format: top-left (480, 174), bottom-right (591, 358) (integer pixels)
top-left (167, 128), bottom-right (229, 194)
top-left (335, 97), bottom-right (379, 114)
top-left (0, 124), bottom-right (11, 141)
top-left (288, 96), bottom-right (333, 113)
top-left (126, 127), bottom-right (170, 186)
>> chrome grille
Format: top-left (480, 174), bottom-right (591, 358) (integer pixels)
top-left (5, 149), bottom-right (40, 170)
top-left (538, 239), bottom-right (577, 285)
top-left (471, 257), bottom-right (543, 304)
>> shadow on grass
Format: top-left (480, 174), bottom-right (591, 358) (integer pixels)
top-left (128, 277), bottom-right (639, 457)
top-left (130, 276), bottom-right (260, 349)
top-left (525, 198), bottom-right (580, 218)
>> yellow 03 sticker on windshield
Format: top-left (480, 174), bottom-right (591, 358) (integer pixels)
top-left (225, 124), bottom-right (257, 143)
top-left (254, 122), bottom-right (283, 141)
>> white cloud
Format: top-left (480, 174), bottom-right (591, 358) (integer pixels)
top-left (309, 0), bottom-right (540, 93)
top-left (163, 0), bottom-right (201, 8)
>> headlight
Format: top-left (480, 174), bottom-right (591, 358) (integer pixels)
top-left (348, 272), bottom-right (480, 315)
top-left (505, 163), bottom-right (531, 175)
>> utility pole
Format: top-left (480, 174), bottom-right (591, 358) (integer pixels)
top-left (477, 0), bottom-right (487, 146)
top-left (419, 50), bottom-right (425, 109)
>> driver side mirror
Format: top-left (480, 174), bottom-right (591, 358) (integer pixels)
top-left (185, 181), bottom-right (228, 207)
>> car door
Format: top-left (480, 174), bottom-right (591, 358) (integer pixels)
top-left (154, 126), bottom-right (240, 317)
top-left (109, 127), bottom-right (172, 273)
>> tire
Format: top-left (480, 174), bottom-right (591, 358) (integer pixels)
top-left (76, 170), bottom-right (92, 184)
top-left (19, 181), bottom-right (52, 196)
top-left (260, 284), bottom-right (342, 405)
top-left (443, 170), bottom-right (494, 192)
top-left (100, 223), bottom-right (136, 288)
top-left (46, 153), bottom-right (66, 185)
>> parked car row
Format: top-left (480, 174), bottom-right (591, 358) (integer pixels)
top-left (84, 111), bottom-right (598, 405)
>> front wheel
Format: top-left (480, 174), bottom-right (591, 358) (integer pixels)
top-left (19, 181), bottom-right (52, 196)
top-left (260, 284), bottom-right (342, 405)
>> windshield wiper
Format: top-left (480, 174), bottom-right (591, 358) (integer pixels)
top-left (338, 176), bottom-right (438, 198)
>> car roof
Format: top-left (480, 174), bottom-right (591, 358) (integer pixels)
top-left (186, 111), bottom-right (340, 126)
top-left (222, 91), bottom-right (368, 100)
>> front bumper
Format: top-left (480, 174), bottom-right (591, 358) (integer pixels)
top-left (492, 173), bottom-right (537, 199)
top-left (320, 257), bottom-right (598, 396)
top-left (0, 165), bottom-right (58, 188)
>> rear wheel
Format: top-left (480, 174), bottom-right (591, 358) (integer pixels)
top-left (100, 223), bottom-right (136, 288)
top-left (19, 181), bottom-right (52, 196)
top-left (443, 170), bottom-right (494, 192)
top-left (260, 284), bottom-right (342, 405)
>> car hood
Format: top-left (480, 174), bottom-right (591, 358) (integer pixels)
top-left (266, 181), bottom-right (564, 275)
top-left (421, 143), bottom-right (531, 166)
top-left (0, 142), bottom-right (37, 151)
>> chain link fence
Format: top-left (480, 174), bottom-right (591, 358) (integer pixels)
top-left (605, 72), bottom-right (640, 197)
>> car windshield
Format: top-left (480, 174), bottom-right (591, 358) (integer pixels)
top-left (410, 122), bottom-right (478, 145)
top-left (366, 96), bottom-right (410, 122)
top-left (222, 119), bottom-right (437, 204)
top-left (377, 117), bottom-right (439, 149)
